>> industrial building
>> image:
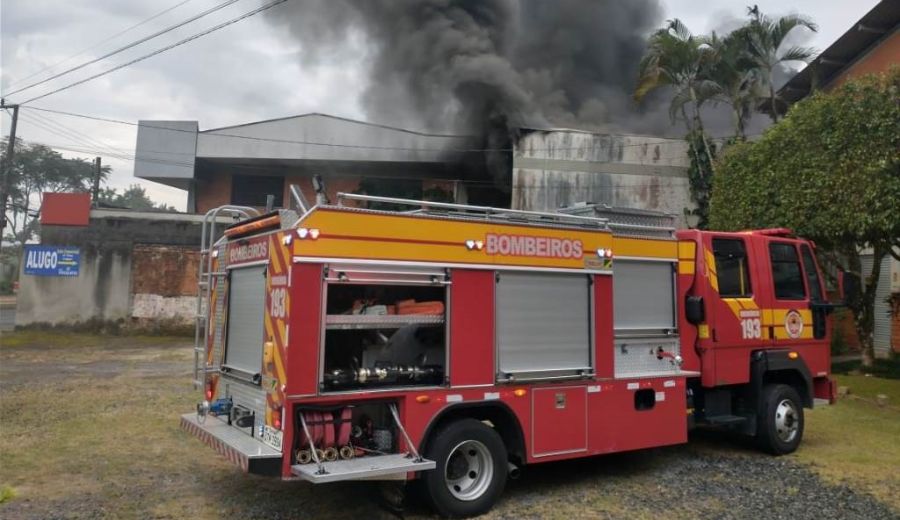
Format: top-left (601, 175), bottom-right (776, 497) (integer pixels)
top-left (14, 113), bottom-right (694, 327)
top-left (134, 113), bottom-right (693, 225)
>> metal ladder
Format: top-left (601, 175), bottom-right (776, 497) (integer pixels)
top-left (193, 205), bottom-right (259, 390)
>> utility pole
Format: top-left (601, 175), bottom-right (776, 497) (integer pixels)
top-left (91, 157), bottom-right (102, 206)
top-left (0, 99), bottom-right (19, 232)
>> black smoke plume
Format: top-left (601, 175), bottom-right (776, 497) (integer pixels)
top-left (269, 0), bottom-right (672, 136)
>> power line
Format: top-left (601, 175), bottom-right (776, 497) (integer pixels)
top-left (14, 0), bottom-right (289, 105)
top-left (23, 105), bottom-right (746, 156)
top-left (4, 0), bottom-right (198, 92)
top-left (5, 0), bottom-right (242, 98)
top-left (18, 116), bottom-right (139, 165)
top-left (20, 111), bottom-right (128, 160)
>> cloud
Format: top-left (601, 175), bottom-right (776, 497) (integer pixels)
top-left (0, 0), bottom-right (881, 209)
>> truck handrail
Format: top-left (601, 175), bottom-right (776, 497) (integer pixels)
top-left (335, 192), bottom-right (610, 229)
top-left (288, 184), bottom-right (311, 215)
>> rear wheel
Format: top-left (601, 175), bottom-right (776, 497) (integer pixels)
top-left (757, 384), bottom-right (804, 455)
top-left (422, 419), bottom-right (507, 518)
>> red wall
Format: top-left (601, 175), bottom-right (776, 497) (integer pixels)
top-left (829, 31), bottom-right (900, 90)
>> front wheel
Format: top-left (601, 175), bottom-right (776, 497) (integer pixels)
top-left (422, 418), bottom-right (508, 518)
top-left (757, 384), bottom-right (804, 455)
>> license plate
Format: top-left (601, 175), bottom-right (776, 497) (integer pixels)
top-left (261, 425), bottom-right (283, 451)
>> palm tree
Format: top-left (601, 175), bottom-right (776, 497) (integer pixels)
top-left (708, 30), bottom-right (759, 139)
top-left (635, 19), bottom-right (720, 228)
top-left (635, 19), bottom-right (719, 140)
top-left (743, 5), bottom-right (817, 122)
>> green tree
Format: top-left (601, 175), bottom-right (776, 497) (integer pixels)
top-left (710, 70), bottom-right (900, 366)
top-left (708, 29), bottom-right (759, 140)
top-left (635, 19), bottom-right (719, 227)
top-left (635, 19), bottom-right (718, 142)
top-left (743, 5), bottom-right (817, 122)
top-left (1, 138), bottom-right (108, 246)
top-left (97, 184), bottom-right (176, 212)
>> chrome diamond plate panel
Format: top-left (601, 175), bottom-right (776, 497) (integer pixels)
top-left (614, 336), bottom-right (682, 378)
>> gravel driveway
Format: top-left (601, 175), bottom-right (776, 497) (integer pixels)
top-left (475, 440), bottom-right (897, 520)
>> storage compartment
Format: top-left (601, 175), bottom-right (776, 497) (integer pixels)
top-left (613, 260), bottom-right (676, 333)
top-left (321, 268), bottom-right (447, 391)
top-left (291, 401), bottom-right (437, 482)
top-left (224, 265), bottom-right (267, 377)
top-left (496, 272), bottom-right (593, 381)
top-left (531, 386), bottom-right (588, 457)
top-left (292, 402), bottom-right (405, 463)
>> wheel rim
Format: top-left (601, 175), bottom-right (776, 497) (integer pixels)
top-left (444, 439), bottom-right (493, 501)
top-left (774, 398), bottom-right (799, 443)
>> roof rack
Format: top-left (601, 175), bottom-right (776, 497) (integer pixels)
top-left (335, 192), bottom-right (609, 230)
top-left (559, 203), bottom-right (677, 239)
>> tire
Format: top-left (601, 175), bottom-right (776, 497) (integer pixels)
top-left (422, 418), bottom-right (508, 518)
top-left (757, 384), bottom-right (804, 455)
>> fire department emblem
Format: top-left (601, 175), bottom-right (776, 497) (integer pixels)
top-left (784, 310), bottom-right (803, 339)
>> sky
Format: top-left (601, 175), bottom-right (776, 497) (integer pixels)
top-left (0, 0), bottom-right (882, 211)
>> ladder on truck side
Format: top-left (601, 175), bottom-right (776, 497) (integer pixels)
top-left (193, 205), bottom-right (260, 390)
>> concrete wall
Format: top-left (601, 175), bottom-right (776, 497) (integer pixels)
top-left (17, 244), bottom-right (131, 324)
top-left (16, 210), bottom-right (210, 327)
top-left (511, 130), bottom-right (693, 226)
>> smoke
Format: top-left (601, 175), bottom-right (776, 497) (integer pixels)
top-left (269, 0), bottom-right (670, 136)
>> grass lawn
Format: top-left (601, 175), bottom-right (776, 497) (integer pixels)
top-left (1, 331), bottom-right (898, 518)
top-left (792, 358), bottom-right (900, 510)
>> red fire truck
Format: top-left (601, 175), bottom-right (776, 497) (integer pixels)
top-left (182, 192), bottom-right (841, 517)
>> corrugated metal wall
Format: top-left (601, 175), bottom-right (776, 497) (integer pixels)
top-left (861, 254), bottom-right (892, 356)
top-left (511, 130), bottom-right (694, 227)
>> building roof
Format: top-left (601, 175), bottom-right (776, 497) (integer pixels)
top-left (134, 113), bottom-right (479, 190)
top-left (778, 0), bottom-right (900, 105)
top-left (202, 112), bottom-right (470, 138)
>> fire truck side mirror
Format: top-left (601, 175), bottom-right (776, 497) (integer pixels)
top-left (838, 271), bottom-right (859, 303)
top-left (685, 296), bottom-right (705, 325)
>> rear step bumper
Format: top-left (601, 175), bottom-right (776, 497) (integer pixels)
top-left (292, 454), bottom-right (435, 483)
top-left (180, 413), bottom-right (282, 476)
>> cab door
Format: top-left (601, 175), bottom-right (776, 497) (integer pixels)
top-left (698, 233), bottom-right (767, 386)
top-left (757, 239), bottom-right (830, 375)
top-left (759, 240), bottom-right (813, 345)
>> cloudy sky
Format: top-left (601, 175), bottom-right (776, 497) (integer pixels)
top-left (0, 0), bottom-right (881, 210)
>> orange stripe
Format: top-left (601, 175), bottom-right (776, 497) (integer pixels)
top-left (269, 236), bottom-right (284, 275)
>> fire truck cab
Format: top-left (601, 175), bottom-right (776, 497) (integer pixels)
top-left (181, 192), bottom-right (837, 518)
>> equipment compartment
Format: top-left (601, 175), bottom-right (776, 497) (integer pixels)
top-left (321, 279), bottom-right (447, 391)
top-left (291, 401), bottom-right (436, 482)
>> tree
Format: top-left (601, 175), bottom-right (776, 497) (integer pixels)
top-left (635, 19), bottom-right (720, 227)
top-left (708, 29), bottom-right (759, 140)
top-left (743, 5), bottom-right (817, 122)
top-left (710, 69), bottom-right (900, 367)
top-left (97, 184), bottom-right (176, 212)
top-left (635, 19), bottom-right (719, 140)
top-left (1, 138), bottom-right (108, 246)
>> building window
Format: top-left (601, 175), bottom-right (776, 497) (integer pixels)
top-left (713, 238), bottom-right (752, 297)
top-left (770, 242), bottom-right (806, 300)
top-left (231, 175), bottom-right (284, 207)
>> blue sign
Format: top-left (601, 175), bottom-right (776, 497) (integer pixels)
top-left (23, 246), bottom-right (80, 277)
